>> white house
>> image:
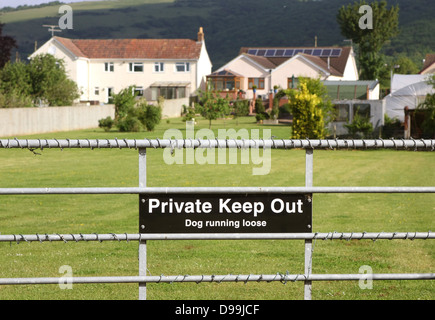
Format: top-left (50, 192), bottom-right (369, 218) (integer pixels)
top-left (207, 46), bottom-right (359, 101)
top-left (30, 27), bottom-right (212, 107)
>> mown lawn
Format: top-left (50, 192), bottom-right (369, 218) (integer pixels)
top-left (0, 116), bottom-right (433, 300)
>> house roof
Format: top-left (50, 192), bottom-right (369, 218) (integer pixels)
top-left (208, 69), bottom-right (243, 78)
top-left (53, 36), bottom-right (203, 60)
top-left (239, 46), bottom-right (352, 77)
top-left (322, 80), bottom-right (379, 90)
top-left (419, 54), bottom-right (435, 74)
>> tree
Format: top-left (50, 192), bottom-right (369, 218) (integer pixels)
top-left (0, 23), bottom-right (17, 69)
top-left (28, 54), bottom-right (79, 106)
top-left (393, 56), bottom-right (419, 75)
top-left (337, 0), bottom-right (399, 80)
top-left (0, 54), bottom-right (79, 107)
top-left (285, 79), bottom-right (327, 139)
top-left (196, 88), bottom-right (231, 129)
top-left (0, 61), bottom-right (32, 108)
top-left (106, 87), bottom-right (162, 132)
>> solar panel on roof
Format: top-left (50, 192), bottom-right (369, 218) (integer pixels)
top-left (284, 49), bottom-right (294, 57)
top-left (275, 49), bottom-right (285, 56)
top-left (257, 49), bottom-right (266, 56)
top-left (322, 49), bottom-right (332, 56)
top-left (266, 49), bottom-right (276, 57)
top-left (312, 49), bottom-right (322, 56)
top-left (304, 49), bottom-right (313, 55)
top-left (331, 48), bottom-right (342, 57)
top-left (247, 49), bottom-right (258, 55)
top-left (294, 49), bottom-right (303, 55)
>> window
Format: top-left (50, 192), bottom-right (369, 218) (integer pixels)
top-left (105, 62), bottom-right (114, 72)
top-left (287, 77), bottom-right (298, 89)
top-left (94, 87), bottom-right (100, 95)
top-left (154, 62), bottom-right (164, 72)
top-left (334, 104), bottom-right (350, 122)
top-left (175, 62), bottom-right (190, 72)
top-left (151, 86), bottom-right (187, 100)
top-left (248, 78), bottom-right (265, 89)
top-left (133, 86), bottom-right (144, 97)
top-left (129, 62), bottom-right (144, 73)
top-left (207, 77), bottom-right (241, 91)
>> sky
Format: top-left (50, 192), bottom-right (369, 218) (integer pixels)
top-left (0, 0), bottom-right (105, 9)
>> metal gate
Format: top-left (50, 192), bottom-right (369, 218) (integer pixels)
top-left (0, 138), bottom-right (434, 300)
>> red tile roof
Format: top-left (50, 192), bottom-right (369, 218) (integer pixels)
top-left (54, 37), bottom-right (203, 60)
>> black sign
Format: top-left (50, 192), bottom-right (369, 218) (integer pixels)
top-left (139, 193), bottom-right (312, 233)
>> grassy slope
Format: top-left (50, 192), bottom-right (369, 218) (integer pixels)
top-left (0, 116), bottom-right (433, 300)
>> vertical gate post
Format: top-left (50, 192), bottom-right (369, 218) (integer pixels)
top-left (304, 148), bottom-right (313, 300)
top-left (138, 148), bottom-right (147, 300)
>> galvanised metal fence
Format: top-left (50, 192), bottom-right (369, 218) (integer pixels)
top-left (0, 138), bottom-right (434, 300)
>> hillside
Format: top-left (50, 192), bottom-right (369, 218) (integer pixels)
top-left (1, 0), bottom-right (434, 70)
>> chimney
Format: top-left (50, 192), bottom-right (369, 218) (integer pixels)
top-left (197, 27), bottom-right (204, 42)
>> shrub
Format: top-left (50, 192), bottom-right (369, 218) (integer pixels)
top-left (98, 116), bottom-right (114, 132)
top-left (254, 98), bottom-right (265, 114)
top-left (183, 105), bottom-right (196, 122)
top-left (136, 100), bottom-right (162, 131)
top-left (345, 112), bottom-right (373, 138)
top-left (382, 114), bottom-right (402, 138)
top-left (233, 99), bottom-right (249, 117)
top-left (117, 116), bottom-right (143, 132)
top-left (289, 82), bottom-right (326, 139)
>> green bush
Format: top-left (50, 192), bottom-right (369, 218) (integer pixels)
top-left (98, 116), bottom-right (114, 132)
top-left (117, 116), bottom-right (143, 132)
top-left (382, 114), bottom-right (402, 138)
top-left (254, 98), bottom-right (265, 114)
top-left (183, 105), bottom-right (196, 122)
top-left (345, 113), bottom-right (374, 138)
top-left (137, 102), bottom-right (162, 131)
top-left (233, 99), bottom-right (250, 117)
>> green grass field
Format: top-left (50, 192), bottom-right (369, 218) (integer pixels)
top-left (0, 116), bottom-right (434, 300)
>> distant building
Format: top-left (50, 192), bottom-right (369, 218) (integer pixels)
top-left (385, 74), bottom-right (434, 122)
top-left (419, 54), bottom-right (435, 75)
top-left (30, 27), bottom-right (212, 106)
top-left (207, 46), bottom-right (359, 101)
top-left (322, 80), bottom-right (380, 100)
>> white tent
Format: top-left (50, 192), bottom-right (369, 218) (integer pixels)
top-left (385, 74), bottom-right (434, 122)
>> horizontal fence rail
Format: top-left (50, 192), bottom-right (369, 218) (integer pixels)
top-left (1, 273), bottom-right (433, 286)
top-left (1, 138), bottom-right (435, 150)
top-left (1, 186), bottom-right (435, 195)
top-left (1, 232), bottom-right (434, 243)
